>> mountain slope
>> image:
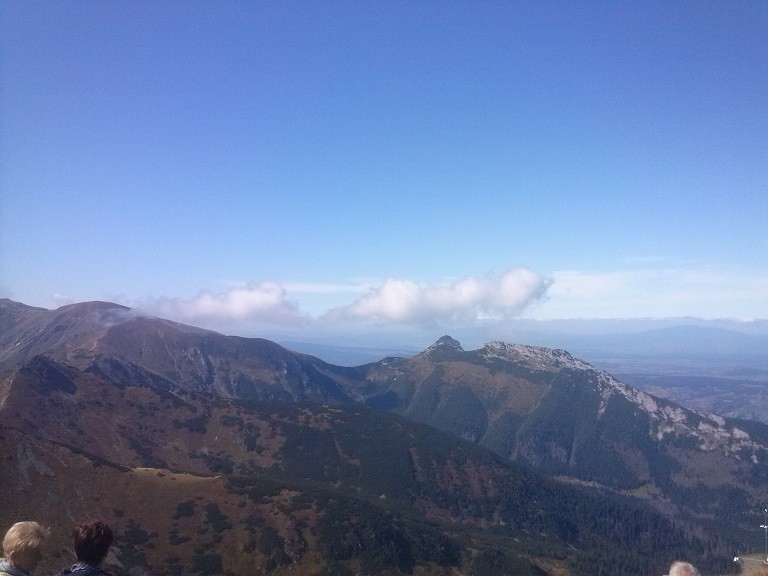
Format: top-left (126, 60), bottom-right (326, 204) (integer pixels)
top-left (351, 337), bottom-right (768, 541)
top-left (0, 298), bottom-right (356, 402)
top-left (1, 354), bottom-right (731, 576)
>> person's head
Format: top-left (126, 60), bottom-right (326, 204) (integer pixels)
top-left (669, 561), bottom-right (701, 576)
top-left (2, 521), bottom-right (49, 573)
top-left (72, 520), bottom-right (113, 565)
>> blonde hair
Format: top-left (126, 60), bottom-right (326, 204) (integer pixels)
top-left (669, 561), bottom-right (700, 576)
top-left (2, 521), bottom-right (49, 571)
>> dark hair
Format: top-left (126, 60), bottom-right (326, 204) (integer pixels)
top-left (72, 520), bottom-right (113, 564)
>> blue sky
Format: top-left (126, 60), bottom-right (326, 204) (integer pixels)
top-left (2, 1), bottom-right (767, 345)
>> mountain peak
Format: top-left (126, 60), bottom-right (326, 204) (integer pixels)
top-left (422, 335), bottom-right (464, 360)
top-left (436, 335), bottom-right (463, 348)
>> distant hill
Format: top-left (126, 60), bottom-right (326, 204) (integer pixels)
top-left (1, 299), bottom-right (764, 574)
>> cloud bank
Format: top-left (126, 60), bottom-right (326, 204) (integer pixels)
top-left (137, 282), bottom-right (306, 325)
top-left (325, 268), bottom-right (551, 323)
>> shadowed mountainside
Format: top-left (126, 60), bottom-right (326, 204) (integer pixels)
top-left (2, 354), bottom-right (732, 576)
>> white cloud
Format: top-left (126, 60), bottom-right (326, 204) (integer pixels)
top-left (52, 292), bottom-right (75, 306)
top-left (137, 282), bottom-right (307, 325)
top-left (325, 268), bottom-right (551, 323)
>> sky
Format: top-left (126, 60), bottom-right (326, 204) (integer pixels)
top-left (2, 1), bottom-right (767, 347)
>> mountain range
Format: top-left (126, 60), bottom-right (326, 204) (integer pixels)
top-left (283, 322), bottom-right (768, 424)
top-left (1, 299), bottom-right (765, 575)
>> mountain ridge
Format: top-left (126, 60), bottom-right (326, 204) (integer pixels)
top-left (1, 299), bottom-right (765, 574)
